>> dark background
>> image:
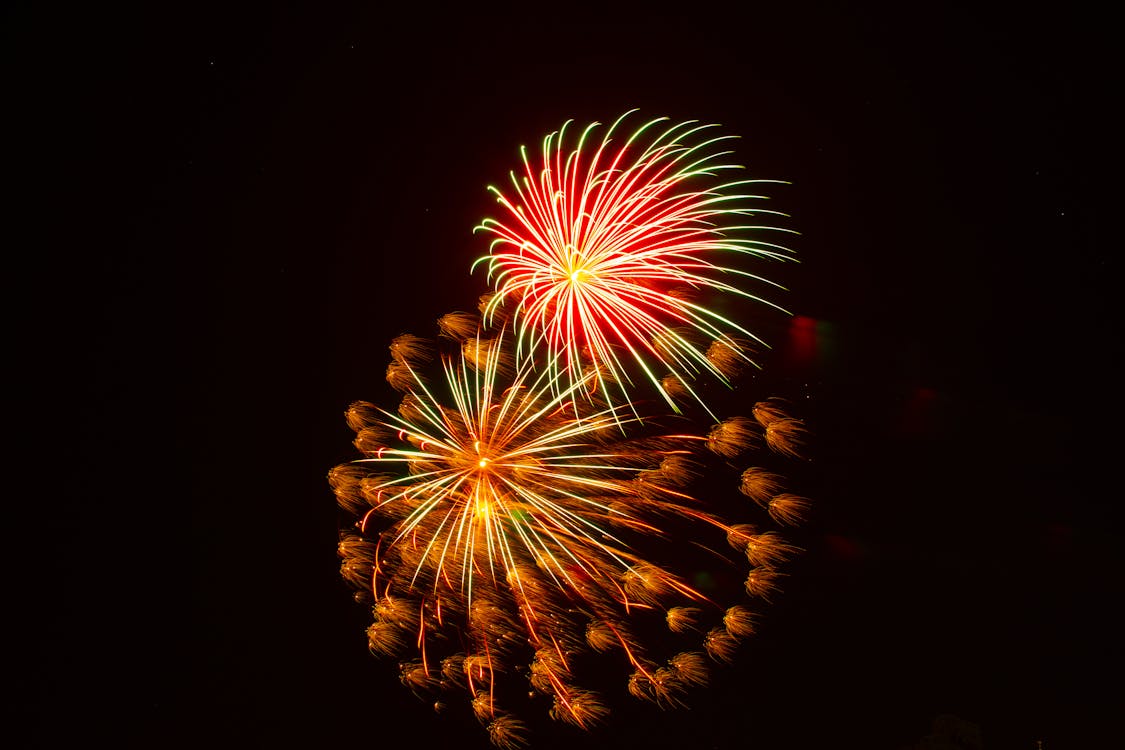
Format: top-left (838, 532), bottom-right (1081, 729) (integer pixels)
top-left (19, 3), bottom-right (1119, 749)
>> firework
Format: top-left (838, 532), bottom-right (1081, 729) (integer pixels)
top-left (331, 113), bottom-right (809, 746)
top-left (331, 329), bottom-right (806, 744)
top-left (473, 111), bottom-right (797, 416)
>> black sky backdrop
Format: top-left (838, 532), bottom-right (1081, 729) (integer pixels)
top-left (21, 3), bottom-right (1120, 749)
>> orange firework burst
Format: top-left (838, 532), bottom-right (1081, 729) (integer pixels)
top-left (473, 111), bottom-right (798, 417)
top-left (331, 323), bottom-right (809, 746)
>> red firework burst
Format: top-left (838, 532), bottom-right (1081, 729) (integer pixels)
top-left (473, 111), bottom-right (797, 416)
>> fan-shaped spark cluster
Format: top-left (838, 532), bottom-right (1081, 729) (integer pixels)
top-left (330, 113), bottom-right (809, 747)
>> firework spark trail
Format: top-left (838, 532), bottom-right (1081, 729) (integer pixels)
top-left (473, 111), bottom-right (799, 418)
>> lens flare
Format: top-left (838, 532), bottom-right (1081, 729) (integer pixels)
top-left (473, 111), bottom-right (797, 417)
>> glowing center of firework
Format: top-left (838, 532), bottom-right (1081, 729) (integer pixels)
top-left (569, 267), bottom-right (593, 285)
top-left (471, 440), bottom-right (499, 473)
top-left (561, 246), bottom-right (597, 288)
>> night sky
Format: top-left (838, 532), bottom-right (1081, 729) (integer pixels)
top-left (22, 4), bottom-right (1119, 749)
